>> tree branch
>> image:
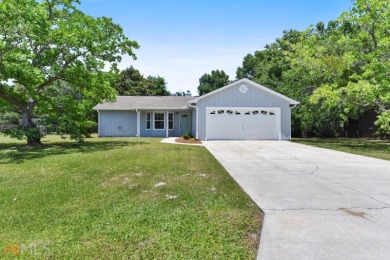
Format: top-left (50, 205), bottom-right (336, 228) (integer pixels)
top-left (35, 50), bottom-right (90, 91)
top-left (0, 83), bottom-right (26, 109)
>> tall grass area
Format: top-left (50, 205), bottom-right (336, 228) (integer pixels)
top-left (0, 134), bottom-right (262, 258)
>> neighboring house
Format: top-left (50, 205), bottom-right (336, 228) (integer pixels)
top-left (94, 78), bottom-right (299, 140)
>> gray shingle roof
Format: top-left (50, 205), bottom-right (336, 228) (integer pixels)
top-left (94, 96), bottom-right (196, 110)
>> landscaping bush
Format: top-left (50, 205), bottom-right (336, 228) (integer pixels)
top-left (182, 131), bottom-right (192, 140)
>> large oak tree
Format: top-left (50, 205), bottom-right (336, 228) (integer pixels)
top-left (0, 0), bottom-right (139, 145)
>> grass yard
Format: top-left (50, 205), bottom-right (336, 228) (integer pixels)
top-left (293, 138), bottom-right (390, 161)
top-left (0, 134), bottom-right (262, 259)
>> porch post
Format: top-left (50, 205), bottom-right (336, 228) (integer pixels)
top-left (136, 109), bottom-right (140, 137)
top-left (165, 111), bottom-right (169, 137)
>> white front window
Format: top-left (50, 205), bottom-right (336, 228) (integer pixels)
top-left (168, 112), bottom-right (174, 130)
top-left (154, 112), bottom-right (165, 130)
top-left (146, 112), bottom-right (151, 130)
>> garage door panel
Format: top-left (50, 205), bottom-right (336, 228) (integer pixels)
top-left (206, 107), bottom-right (280, 140)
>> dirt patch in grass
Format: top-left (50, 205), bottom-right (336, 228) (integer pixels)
top-left (175, 137), bottom-right (202, 144)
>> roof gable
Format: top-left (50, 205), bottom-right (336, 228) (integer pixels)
top-left (191, 78), bottom-right (299, 105)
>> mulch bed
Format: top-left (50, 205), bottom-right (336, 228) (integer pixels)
top-left (175, 137), bottom-right (202, 144)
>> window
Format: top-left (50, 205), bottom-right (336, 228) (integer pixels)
top-left (252, 110), bottom-right (259, 115)
top-left (218, 110), bottom-right (224, 114)
top-left (146, 112), bottom-right (151, 130)
top-left (227, 110), bottom-right (233, 115)
top-left (154, 112), bottom-right (165, 130)
top-left (168, 113), bottom-right (174, 130)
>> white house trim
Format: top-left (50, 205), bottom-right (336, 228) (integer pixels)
top-left (189, 102), bottom-right (198, 139)
top-left (97, 109), bottom-right (100, 136)
top-left (136, 109), bottom-right (140, 137)
top-left (168, 112), bottom-right (174, 130)
top-left (153, 111), bottom-right (165, 130)
top-left (165, 111), bottom-right (169, 137)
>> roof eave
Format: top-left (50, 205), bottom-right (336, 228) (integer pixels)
top-left (191, 78), bottom-right (299, 104)
top-left (93, 107), bottom-right (192, 111)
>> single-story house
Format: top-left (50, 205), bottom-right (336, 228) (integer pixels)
top-left (93, 78), bottom-right (299, 140)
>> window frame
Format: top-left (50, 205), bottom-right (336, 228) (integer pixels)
top-left (168, 112), bottom-right (174, 130)
top-left (153, 112), bottom-right (165, 130)
top-left (146, 112), bottom-right (151, 130)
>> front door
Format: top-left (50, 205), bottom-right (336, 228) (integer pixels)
top-left (179, 113), bottom-right (191, 136)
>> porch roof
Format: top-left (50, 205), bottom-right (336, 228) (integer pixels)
top-left (94, 96), bottom-right (196, 111)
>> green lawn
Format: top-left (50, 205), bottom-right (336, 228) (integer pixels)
top-left (0, 135), bottom-right (262, 259)
top-left (293, 138), bottom-right (390, 161)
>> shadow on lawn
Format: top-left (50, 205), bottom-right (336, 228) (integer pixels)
top-left (0, 139), bottom-right (148, 164)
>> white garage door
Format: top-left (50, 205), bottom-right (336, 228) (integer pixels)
top-left (206, 107), bottom-right (281, 140)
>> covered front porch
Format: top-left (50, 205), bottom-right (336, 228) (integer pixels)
top-left (137, 110), bottom-right (193, 138)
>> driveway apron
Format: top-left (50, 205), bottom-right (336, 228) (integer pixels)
top-left (203, 141), bottom-right (390, 260)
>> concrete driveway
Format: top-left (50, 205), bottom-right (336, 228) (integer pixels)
top-left (203, 141), bottom-right (390, 260)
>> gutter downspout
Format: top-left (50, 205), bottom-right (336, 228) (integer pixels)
top-left (289, 103), bottom-right (299, 141)
top-left (189, 102), bottom-right (198, 140)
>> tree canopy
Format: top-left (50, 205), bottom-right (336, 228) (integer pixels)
top-left (115, 66), bottom-right (171, 96)
top-left (197, 70), bottom-right (230, 96)
top-left (235, 0), bottom-right (389, 138)
top-left (0, 0), bottom-right (139, 145)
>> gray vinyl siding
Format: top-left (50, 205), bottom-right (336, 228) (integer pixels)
top-left (196, 82), bottom-right (292, 140)
top-left (99, 110), bottom-right (137, 137)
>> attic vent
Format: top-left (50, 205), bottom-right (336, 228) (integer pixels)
top-left (239, 84), bottom-right (248, 93)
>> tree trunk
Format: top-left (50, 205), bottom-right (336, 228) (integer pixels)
top-left (22, 99), bottom-right (42, 146)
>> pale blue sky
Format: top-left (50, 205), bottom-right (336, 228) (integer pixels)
top-left (80, 0), bottom-right (353, 94)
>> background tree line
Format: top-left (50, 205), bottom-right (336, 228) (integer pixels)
top-left (0, 0), bottom-right (387, 145)
top-left (197, 0), bottom-right (389, 139)
top-left (114, 66), bottom-right (185, 96)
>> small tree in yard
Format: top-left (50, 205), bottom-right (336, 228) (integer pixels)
top-left (0, 0), bottom-right (139, 145)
